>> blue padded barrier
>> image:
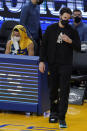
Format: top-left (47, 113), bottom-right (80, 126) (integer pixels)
top-left (0, 54), bottom-right (50, 114)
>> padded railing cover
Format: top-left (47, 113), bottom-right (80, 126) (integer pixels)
top-left (0, 54), bottom-right (49, 114)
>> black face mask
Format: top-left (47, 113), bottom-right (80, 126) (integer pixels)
top-left (74, 16), bottom-right (81, 23)
top-left (37, 0), bottom-right (43, 5)
top-left (61, 19), bottom-right (69, 26)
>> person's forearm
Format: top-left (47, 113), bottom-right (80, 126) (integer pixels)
top-left (5, 50), bottom-right (10, 54)
top-left (39, 46), bottom-right (46, 62)
top-left (72, 40), bottom-right (81, 52)
top-left (28, 50), bottom-right (34, 56)
top-left (72, 30), bottom-right (81, 52)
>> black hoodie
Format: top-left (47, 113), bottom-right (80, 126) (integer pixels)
top-left (40, 23), bottom-right (81, 65)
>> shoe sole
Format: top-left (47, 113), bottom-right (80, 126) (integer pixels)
top-left (59, 124), bottom-right (67, 128)
top-left (49, 118), bottom-right (58, 123)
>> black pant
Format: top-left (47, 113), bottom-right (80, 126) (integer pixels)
top-left (48, 64), bottom-right (72, 120)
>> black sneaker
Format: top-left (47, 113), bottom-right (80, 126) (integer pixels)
top-left (59, 119), bottom-right (67, 128)
top-left (49, 113), bottom-right (58, 123)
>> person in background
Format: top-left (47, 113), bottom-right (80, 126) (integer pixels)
top-left (5, 25), bottom-right (34, 56)
top-left (20, 0), bottom-right (43, 56)
top-left (39, 7), bottom-right (81, 128)
top-left (72, 9), bottom-right (87, 41)
top-left (72, 9), bottom-right (87, 98)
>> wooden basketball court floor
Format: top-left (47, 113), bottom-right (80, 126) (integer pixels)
top-left (0, 101), bottom-right (87, 131)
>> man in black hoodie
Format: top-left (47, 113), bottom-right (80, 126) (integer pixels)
top-left (39, 7), bottom-right (81, 128)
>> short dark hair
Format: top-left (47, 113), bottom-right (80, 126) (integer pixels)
top-left (60, 7), bottom-right (72, 15)
top-left (73, 9), bottom-right (82, 14)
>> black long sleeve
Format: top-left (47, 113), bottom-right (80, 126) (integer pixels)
top-left (39, 27), bottom-right (49, 62)
top-left (72, 28), bottom-right (81, 52)
top-left (39, 23), bottom-right (81, 65)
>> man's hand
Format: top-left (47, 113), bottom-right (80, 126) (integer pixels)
top-left (61, 34), bottom-right (72, 44)
top-left (39, 62), bottom-right (45, 73)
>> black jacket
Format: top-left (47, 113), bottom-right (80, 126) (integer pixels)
top-left (40, 23), bottom-right (81, 65)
